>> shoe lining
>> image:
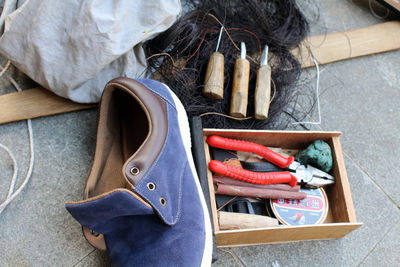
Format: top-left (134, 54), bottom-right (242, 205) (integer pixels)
top-left (88, 89), bottom-right (149, 197)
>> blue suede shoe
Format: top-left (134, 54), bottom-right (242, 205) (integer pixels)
top-left (66, 78), bottom-right (212, 266)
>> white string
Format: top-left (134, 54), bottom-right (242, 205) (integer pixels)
top-left (0, 61), bottom-right (35, 215)
top-left (0, 144), bottom-right (18, 200)
top-left (292, 57), bottom-right (321, 125)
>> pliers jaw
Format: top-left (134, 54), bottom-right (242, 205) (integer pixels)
top-left (289, 162), bottom-right (335, 188)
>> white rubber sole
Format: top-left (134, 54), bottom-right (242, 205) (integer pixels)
top-left (166, 85), bottom-right (213, 267)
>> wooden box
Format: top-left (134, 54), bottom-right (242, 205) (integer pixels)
top-left (202, 129), bottom-right (362, 247)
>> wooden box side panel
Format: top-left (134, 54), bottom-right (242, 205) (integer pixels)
top-left (215, 223), bottom-right (362, 247)
top-left (203, 136), bottom-right (220, 231)
top-left (327, 137), bottom-right (358, 222)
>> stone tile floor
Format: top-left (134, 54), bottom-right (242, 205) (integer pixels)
top-left (0, 1), bottom-right (399, 266)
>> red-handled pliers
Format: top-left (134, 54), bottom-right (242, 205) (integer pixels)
top-left (207, 135), bottom-right (335, 188)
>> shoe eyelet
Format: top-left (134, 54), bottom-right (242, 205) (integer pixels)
top-left (130, 167), bottom-right (140, 176)
top-left (160, 197), bottom-right (166, 206)
top-left (90, 229), bottom-right (100, 237)
top-left (147, 182), bottom-right (156, 191)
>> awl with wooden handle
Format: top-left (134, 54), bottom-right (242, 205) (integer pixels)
top-left (230, 42), bottom-right (250, 118)
top-left (255, 45), bottom-right (272, 120)
top-left (203, 27), bottom-right (224, 100)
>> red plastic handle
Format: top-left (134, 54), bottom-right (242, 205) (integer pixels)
top-left (209, 160), bottom-right (297, 187)
top-left (207, 135), bottom-right (294, 168)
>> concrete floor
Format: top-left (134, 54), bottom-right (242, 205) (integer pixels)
top-left (0, 1), bottom-right (399, 266)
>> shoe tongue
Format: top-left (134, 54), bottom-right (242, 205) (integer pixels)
top-left (66, 189), bottom-right (154, 234)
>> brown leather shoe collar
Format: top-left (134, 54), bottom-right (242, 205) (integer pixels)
top-left (106, 78), bottom-right (168, 187)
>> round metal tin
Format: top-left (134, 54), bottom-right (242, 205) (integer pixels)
top-left (269, 187), bottom-right (328, 225)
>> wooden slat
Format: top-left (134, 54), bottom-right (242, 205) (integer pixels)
top-left (0, 87), bottom-right (96, 124)
top-left (294, 21), bottom-right (400, 68)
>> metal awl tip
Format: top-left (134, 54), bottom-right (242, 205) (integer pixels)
top-left (260, 44), bottom-right (268, 66)
top-left (215, 26), bottom-right (224, 52)
top-left (240, 42), bottom-right (246, 59)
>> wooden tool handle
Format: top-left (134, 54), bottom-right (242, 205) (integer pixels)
top-left (203, 52), bottom-right (224, 100)
top-left (254, 65), bottom-right (271, 120)
top-left (230, 58), bottom-right (250, 118)
top-left (218, 211), bottom-right (278, 230)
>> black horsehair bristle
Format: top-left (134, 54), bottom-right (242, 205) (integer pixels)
top-left (144, 0), bottom-right (312, 129)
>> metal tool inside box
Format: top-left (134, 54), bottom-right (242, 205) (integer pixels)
top-left (200, 129), bottom-right (362, 247)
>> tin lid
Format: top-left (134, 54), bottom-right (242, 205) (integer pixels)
top-left (269, 187), bottom-right (329, 225)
